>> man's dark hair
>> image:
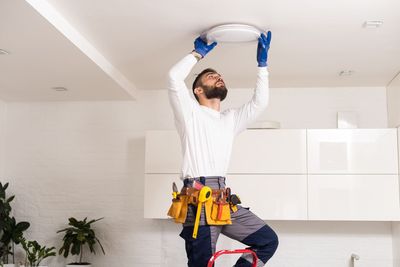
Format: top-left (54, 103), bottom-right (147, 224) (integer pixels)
top-left (192, 68), bottom-right (217, 101)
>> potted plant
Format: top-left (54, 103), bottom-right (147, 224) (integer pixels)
top-left (2, 217), bottom-right (30, 267)
top-left (0, 245), bottom-right (11, 267)
top-left (0, 182), bottom-right (30, 267)
top-left (0, 245), bottom-right (10, 267)
top-left (57, 217), bottom-right (105, 266)
top-left (20, 239), bottom-right (56, 267)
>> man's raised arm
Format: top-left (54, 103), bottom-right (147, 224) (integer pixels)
top-left (233, 31), bottom-right (272, 134)
top-left (167, 37), bottom-right (217, 127)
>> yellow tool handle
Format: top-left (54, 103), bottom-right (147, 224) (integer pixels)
top-left (230, 204), bottom-right (238, 213)
top-left (192, 186), bottom-right (211, 239)
top-left (192, 202), bottom-right (203, 239)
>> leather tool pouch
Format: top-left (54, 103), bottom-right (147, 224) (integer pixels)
top-left (167, 195), bottom-right (189, 224)
top-left (167, 187), bottom-right (199, 223)
top-left (204, 190), bottom-right (232, 225)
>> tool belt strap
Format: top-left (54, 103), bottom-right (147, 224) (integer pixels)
top-left (180, 187), bottom-right (227, 204)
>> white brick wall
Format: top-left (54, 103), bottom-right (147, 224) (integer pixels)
top-left (0, 99), bottom-right (5, 177)
top-left (3, 101), bottom-right (163, 266)
top-left (392, 223), bottom-right (400, 267)
top-left (1, 86), bottom-right (394, 266)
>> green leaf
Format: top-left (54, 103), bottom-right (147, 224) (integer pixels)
top-left (21, 240), bottom-right (56, 266)
top-left (15, 221), bottom-right (30, 232)
top-left (6, 195), bottom-right (15, 204)
top-left (95, 237), bottom-right (106, 255)
top-left (68, 217), bottom-right (78, 226)
top-left (71, 243), bottom-right (80, 256)
top-left (57, 216), bottom-right (105, 262)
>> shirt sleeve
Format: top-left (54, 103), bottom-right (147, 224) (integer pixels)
top-left (167, 54), bottom-right (199, 130)
top-left (232, 67), bottom-right (270, 135)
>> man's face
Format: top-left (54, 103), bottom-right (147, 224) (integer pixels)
top-left (200, 72), bottom-right (228, 101)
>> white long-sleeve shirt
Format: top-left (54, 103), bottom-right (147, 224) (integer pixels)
top-left (168, 54), bottom-right (269, 179)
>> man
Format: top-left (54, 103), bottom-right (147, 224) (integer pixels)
top-left (167, 32), bottom-right (278, 267)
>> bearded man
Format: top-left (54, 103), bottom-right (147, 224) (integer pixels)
top-left (167, 32), bottom-right (278, 267)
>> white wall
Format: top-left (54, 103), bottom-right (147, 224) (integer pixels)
top-left (226, 86), bottom-right (388, 129)
top-left (0, 99), bottom-right (6, 177)
top-left (3, 101), bottom-right (156, 266)
top-left (387, 73), bottom-right (400, 127)
top-left (393, 222), bottom-right (400, 267)
top-left (2, 86), bottom-right (393, 267)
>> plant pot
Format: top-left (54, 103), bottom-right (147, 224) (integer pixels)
top-left (66, 265), bottom-right (91, 267)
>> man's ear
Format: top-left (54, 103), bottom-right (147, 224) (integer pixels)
top-left (194, 87), bottom-right (203, 97)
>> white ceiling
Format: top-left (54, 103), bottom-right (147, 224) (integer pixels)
top-left (1, 0), bottom-right (400, 101)
top-left (0, 0), bottom-right (136, 101)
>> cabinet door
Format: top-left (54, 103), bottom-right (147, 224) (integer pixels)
top-left (145, 131), bottom-right (181, 173)
top-left (144, 174), bottom-right (308, 220)
top-left (144, 174), bottom-right (182, 219)
top-left (308, 175), bottom-right (400, 221)
top-left (229, 130), bottom-right (307, 174)
top-left (307, 129), bottom-right (398, 174)
top-left (227, 175), bottom-right (308, 220)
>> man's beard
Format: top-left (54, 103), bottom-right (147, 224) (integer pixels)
top-left (202, 84), bottom-right (228, 101)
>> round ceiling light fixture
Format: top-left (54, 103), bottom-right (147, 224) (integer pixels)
top-left (201, 23), bottom-right (265, 43)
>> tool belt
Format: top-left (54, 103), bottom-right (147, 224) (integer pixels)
top-left (167, 185), bottom-right (241, 225)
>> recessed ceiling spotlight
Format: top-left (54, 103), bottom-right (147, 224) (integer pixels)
top-left (52, 86), bottom-right (68, 91)
top-left (339, 70), bottom-right (355, 76)
top-left (0, 49), bottom-right (10, 55)
top-left (201, 23), bottom-right (265, 43)
top-left (363, 20), bottom-right (384, 28)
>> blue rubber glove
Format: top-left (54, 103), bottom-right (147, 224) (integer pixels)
top-left (194, 36), bottom-right (217, 58)
top-left (257, 31), bottom-right (272, 67)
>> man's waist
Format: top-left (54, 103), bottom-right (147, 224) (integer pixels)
top-left (183, 176), bottom-right (226, 189)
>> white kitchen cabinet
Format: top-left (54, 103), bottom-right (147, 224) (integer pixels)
top-left (307, 129), bottom-right (398, 174)
top-left (145, 131), bottom-right (181, 173)
top-left (144, 174), bottom-right (308, 220)
top-left (144, 173), bottom-right (182, 219)
top-left (227, 175), bottom-right (308, 220)
top-left (229, 130), bottom-right (307, 174)
top-left (144, 129), bottom-right (400, 221)
top-left (398, 127), bottom-right (400, 173)
top-left (145, 130), bottom-right (307, 174)
top-left (308, 174), bottom-right (400, 221)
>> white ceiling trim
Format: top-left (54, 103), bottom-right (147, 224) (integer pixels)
top-left (387, 71), bottom-right (400, 87)
top-left (24, 0), bottom-right (138, 100)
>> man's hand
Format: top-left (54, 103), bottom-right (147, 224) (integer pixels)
top-left (193, 36), bottom-right (217, 58)
top-left (257, 31), bottom-right (272, 67)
